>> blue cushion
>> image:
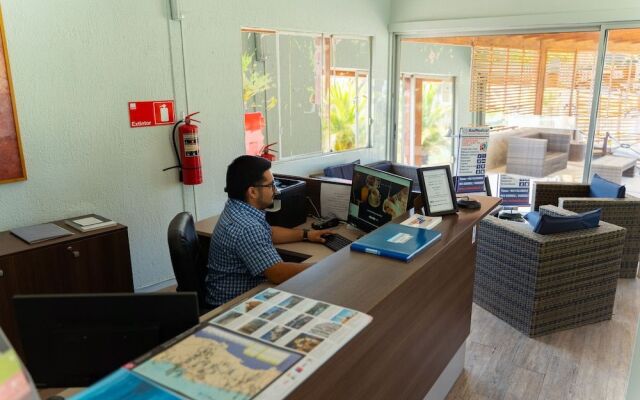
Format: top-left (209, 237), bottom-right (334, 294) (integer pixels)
top-left (323, 160), bottom-right (360, 180)
top-left (523, 211), bottom-right (541, 228)
top-left (532, 208), bottom-right (601, 235)
top-left (589, 174), bottom-right (625, 198)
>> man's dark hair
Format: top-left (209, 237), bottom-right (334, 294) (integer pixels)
top-left (224, 155), bottom-right (272, 201)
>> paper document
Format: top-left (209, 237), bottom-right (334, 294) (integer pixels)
top-left (320, 182), bottom-right (350, 220)
top-left (73, 217), bottom-right (103, 226)
top-left (401, 214), bottom-right (442, 230)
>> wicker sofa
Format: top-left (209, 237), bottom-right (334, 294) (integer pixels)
top-left (505, 130), bottom-right (571, 177)
top-left (532, 182), bottom-right (640, 278)
top-left (474, 205), bottom-right (626, 337)
top-left (487, 127), bottom-right (584, 177)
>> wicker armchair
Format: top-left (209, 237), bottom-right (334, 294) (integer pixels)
top-left (474, 205), bottom-right (626, 337)
top-left (533, 182), bottom-right (640, 278)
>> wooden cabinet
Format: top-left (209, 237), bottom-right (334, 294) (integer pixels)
top-left (0, 220), bottom-right (133, 356)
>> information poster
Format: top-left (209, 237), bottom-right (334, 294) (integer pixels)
top-left (498, 174), bottom-right (531, 207)
top-left (456, 127), bottom-right (490, 193)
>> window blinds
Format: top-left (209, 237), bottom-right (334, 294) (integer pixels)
top-left (469, 46), bottom-right (539, 114)
top-left (596, 53), bottom-right (640, 142)
top-left (541, 50), bottom-right (596, 133)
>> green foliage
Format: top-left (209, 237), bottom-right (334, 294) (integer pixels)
top-left (327, 81), bottom-right (367, 151)
top-left (420, 84), bottom-right (449, 157)
top-left (242, 51), bottom-right (277, 110)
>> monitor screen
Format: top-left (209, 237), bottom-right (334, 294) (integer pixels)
top-left (13, 292), bottom-right (199, 388)
top-left (348, 164), bottom-right (413, 232)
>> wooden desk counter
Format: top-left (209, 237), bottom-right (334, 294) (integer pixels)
top-left (195, 215), bottom-right (363, 264)
top-left (196, 196), bottom-right (501, 400)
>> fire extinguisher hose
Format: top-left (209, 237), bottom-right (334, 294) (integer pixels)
top-left (162, 120), bottom-right (184, 179)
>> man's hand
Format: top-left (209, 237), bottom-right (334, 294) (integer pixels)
top-left (307, 229), bottom-right (336, 243)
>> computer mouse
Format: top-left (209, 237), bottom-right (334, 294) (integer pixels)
top-left (457, 198), bottom-right (481, 209)
top-left (312, 217), bottom-right (340, 230)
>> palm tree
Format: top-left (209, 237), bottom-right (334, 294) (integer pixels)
top-left (327, 81), bottom-right (367, 151)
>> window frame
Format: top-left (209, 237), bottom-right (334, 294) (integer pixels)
top-left (241, 28), bottom-right (373, 162)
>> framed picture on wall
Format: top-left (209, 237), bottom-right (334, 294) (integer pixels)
top-left (0, 7), bottom-right (26, 184)
top-left (417, 165), bottom-right (458, 216)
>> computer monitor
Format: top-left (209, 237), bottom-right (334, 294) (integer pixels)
top-left (13, 292), bottom-right (200, 388)
top-left (348, 164), bottom-right (413, 232)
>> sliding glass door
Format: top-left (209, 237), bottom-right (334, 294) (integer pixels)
top-left (395, 32), bottom-right (603, 189)
top-left (591, 28), bottom-right (640, 195)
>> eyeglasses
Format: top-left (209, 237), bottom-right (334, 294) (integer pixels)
top-left (253, 180), bottom-right (277, 190)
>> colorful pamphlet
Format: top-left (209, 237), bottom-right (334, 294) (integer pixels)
top-left (401, 214), bottom-right (442, 230)
top-left (0, 329), bottom-right (37, 400)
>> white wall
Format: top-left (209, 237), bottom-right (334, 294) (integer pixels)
top-left (0, 0), bottom-right (391, 291)
top-left (390, 0), bottom-right (640, 23)
top-left (0, 0), bottom-right (183, 291)
top-left (180, 0), bottom-right (392, 221)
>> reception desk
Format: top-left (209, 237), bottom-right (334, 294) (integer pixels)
top-left (196, 195), bottom-right (501, 400)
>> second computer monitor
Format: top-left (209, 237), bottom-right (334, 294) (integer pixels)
top-left (13, 292), bottom-right (200, 388)
top-left (348, 164), bottom-right (413, 232)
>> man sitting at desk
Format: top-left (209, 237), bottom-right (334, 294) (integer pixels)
top-left (205, 155), bottom-right (332, 307)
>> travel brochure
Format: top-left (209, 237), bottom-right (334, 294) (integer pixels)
top-left (401, 213), bottom-right (442, 230)
top-left (71, 289), bottom-right (372, 400)
top-left (0, 329), bottom-right (37, 400)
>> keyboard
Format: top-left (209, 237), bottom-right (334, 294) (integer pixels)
top-left (322, 234), bottom-right (353, 252)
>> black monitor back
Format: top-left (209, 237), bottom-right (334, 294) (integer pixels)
top-left (13, 292), bottom-right (199, 388)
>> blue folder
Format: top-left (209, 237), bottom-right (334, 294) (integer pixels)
top-left (350, 223), bottom-right (441, 262)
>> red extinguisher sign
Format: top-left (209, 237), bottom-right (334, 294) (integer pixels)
top-left (129, 100), bottom-right (175, 127)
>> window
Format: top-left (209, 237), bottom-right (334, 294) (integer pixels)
top-left (241, 29), bottom-right (371, 160)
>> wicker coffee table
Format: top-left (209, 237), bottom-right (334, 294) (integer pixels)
top-left (591, 155), bottom-right (637, 184)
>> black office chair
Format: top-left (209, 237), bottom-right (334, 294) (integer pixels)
top-left (167, 212), bottom-right (213, 315)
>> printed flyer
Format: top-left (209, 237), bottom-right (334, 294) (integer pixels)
top-left (456, 127), bottom-right (490, 194)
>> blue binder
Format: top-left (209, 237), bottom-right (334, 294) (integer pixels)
top-left (350, 223), bottom-right (441, 262)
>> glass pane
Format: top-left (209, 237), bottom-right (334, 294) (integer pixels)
top-left (397, 32), bottom-right (601, 206)
top-left (419, 79), bottom-right (453, 165)
top-left (241, 31), bottom-right (277, 157)
top-left (278, 33), bottom-right (323, 158)
top-left (592, 28), bottom-right (640, 196)
top-left (327, 37), bottom-right (371, 152)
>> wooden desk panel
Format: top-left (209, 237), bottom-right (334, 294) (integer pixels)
top-left (196, 196), bottom-right (500, 399)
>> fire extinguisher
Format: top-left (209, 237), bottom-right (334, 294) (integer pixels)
top-left (259, 142), bottom-right (278, 162)
top-left (163, 112), bottom-right (203, 185)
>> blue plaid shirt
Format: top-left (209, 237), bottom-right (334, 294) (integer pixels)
top-left (205, 199), bottom-right (282, 306)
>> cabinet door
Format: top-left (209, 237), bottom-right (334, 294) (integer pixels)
top-left (0, 255), bottom-right (20, 353)
top-left (63, 229), bottom-right (133, 292)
